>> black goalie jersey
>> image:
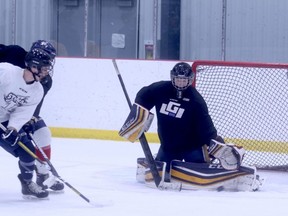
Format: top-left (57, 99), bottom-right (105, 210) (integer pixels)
top-left (135, 81), bottom-right (217, 153)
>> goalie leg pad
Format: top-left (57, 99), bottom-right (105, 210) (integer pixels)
top-left (136, 157), bottom-right (168, 185)
top-left (136, 157), bottom-right (147, 183)
top-left (136, 158), bottom-right (182, 191)
top-left (170, 160), bottom-right (263, 191)
top-left (119, 103), bottom-right (154, 142)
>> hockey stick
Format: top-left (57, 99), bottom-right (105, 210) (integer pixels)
top-left (0, 123), bottom-right (44, 164)
top-left (27, 132), bottom-right (106, 207)
top-left (112, 59), bottom-right (181, 191)
top-left (0, 124), bottom-right (102, 206)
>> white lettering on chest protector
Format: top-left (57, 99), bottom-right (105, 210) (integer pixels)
top-left (160, 101), bottom-right (184, 118)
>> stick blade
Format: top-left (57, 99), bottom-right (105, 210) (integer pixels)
top-left (88, 199), bottom-right (114, 207)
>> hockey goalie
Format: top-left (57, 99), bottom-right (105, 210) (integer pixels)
top-left (119, 103), bottom-right (263, 192)
top-left (119, 62), bottom-right (263, 192)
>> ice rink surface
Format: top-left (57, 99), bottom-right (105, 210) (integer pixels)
top-left (0, 138), bottom-right (288, 216)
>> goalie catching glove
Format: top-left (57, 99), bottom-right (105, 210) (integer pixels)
top-left (119, 103), bottom-right (154, 142)
top-left (208, 139), bottom-right (245, 170)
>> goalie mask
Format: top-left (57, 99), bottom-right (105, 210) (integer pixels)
top-left (170, 62), bottom-right (194, 98)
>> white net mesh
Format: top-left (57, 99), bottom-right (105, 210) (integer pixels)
top-left (192, 61), bottom-right (288, 171)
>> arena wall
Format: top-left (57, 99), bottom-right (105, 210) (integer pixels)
top-left (42, 58), bottom-right (189, 142)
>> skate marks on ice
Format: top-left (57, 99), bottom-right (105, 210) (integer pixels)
top-left (0, 138), bottom-right (288, 216)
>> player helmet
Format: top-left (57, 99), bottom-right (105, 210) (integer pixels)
top-left (30, 40), bottom-right (56, 59)
top-left (25, 48), bottom-right (54, 79)
top-left (29, 40), bottom-right (56, 83)
top-left (170, 62), bottom-right (194, 91)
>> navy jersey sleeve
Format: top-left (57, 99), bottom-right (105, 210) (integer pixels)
top-left (134, 81), bottom-right (170, 110)
top-left (0, 44), bottom-right (27, 68)
top-left (193, 89), bottom-right (218, 144)
top-left (135, 83), bottom-right (158, 110)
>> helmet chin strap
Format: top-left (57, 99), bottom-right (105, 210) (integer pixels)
top-left (177, 90), bottom-right (183, 99)
top-left (175, 84), bottom-right (191, 99)
top-left (32, 70), bottom-right (41, 80)
top-left (26, 69), bottom-right (41, 84)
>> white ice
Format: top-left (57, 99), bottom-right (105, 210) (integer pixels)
top-left (1, 138), bottom-right (288, 216)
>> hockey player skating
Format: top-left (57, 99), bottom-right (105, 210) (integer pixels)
top-left (0, 41), bottom-right (64, 192)
top-left (0, 46), bottom-right (56, 198)
top-left (119, 62), bottom-right (263, 191)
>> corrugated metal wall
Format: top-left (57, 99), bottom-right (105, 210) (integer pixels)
top-left (181, 0), bottom-right (223, 60)
top-left (15, 0), bottom-right (53, 49)
top-left (181, 0), bottom-right (288, 62)
top-left (138, 0), bottom-right (156, 59)
top-left (225, 0), bottom-right (288, 62)
top-left (0, 0), bottom-right (53, 50)
top-left (2, 0), bottom-right (288, 62)
top-left (0, 0), bottom-right (16, 44)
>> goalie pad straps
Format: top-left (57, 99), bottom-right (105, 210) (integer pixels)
top-left (136, 157), bottom-right (182, 191)
top-left (119, 103), bottom-right (154, 142)
top-left (208, 139), bottom-right (245, 170)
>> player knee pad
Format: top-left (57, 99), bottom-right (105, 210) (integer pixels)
top-left (35, 160), bottom-right (50, 175)
top-left (33, 126), bottom-right (52, 148)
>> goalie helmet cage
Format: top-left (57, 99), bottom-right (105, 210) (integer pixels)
top-left (191, 60), bottom-right (288, 171)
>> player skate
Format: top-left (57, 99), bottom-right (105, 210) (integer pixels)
top-left (35, 161), bottom-right (64, 191)
top-left (18, 174), bottom-right (49, 199)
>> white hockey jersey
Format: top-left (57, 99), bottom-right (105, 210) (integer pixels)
top-left (0, 63), bottom-right (44, 131)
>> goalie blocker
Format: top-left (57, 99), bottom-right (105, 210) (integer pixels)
top-left (136, 157), bottom-right (263, 192)
top-left (119, 103), bottom-right (154, 142)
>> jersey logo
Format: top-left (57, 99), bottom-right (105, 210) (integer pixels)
top-left (160, 101), bottom-right (184, 118)
top-left (1, 93), bottom-right (29, 112)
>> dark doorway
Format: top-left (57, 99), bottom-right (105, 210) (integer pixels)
top-left (160, 0), bottom-right (180, 60)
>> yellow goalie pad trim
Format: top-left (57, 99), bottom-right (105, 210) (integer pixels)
top-left (170, 169), bottom-right (247, 186)
top-left (119, 103), bottom-right (154, 142)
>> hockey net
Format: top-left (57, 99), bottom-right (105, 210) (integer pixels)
top-left (192, 60), bottom-right (288, 171)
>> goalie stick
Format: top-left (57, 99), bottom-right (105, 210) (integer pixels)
top-left (112, 59), bottom-right (181, 191)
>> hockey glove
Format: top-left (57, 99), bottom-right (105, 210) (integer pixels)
top-left (214, 135), bottom-right (225, 143)
top-left (1, 128), bottom-right (20, 146)
top-left (23, 117), bottom-right (37, 134)
top-left (208, 139), bottom-right (245, 170)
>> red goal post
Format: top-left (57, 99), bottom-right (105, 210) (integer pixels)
top-left (191, 60), bottom-right (288, 171)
